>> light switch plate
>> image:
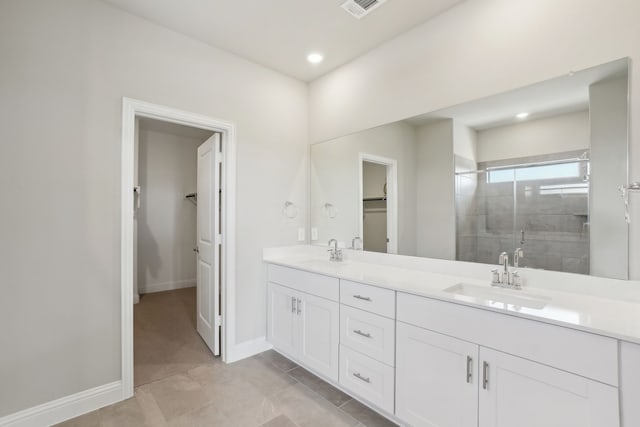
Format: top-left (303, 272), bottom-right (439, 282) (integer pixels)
top-left (297, 227), bottom-right (305, 241)
top-left (311, 227), bottom-right (318, 241)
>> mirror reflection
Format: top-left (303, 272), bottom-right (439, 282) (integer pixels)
top-left (310, 58), bottom-right (629, 280)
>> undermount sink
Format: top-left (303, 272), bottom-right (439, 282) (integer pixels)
top-left (444, 283), bottom-right (551, 310)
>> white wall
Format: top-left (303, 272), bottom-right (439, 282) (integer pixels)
top-left (137, 121), bottom-right (212, 294)
top-left (308, 0), bottom-right (640, 278)
top-left (310, 121), bottom-right (417, 254)
top-left (416, 120), bottom-right (456, 259)
top-left (0, 0), bottom-right (307, 417)
top-left (589, 77), bottom-right (629, 279)
top-left (477, 110), bottom-right (590, 162)
top-left (454, 122), bottom-right (477, 163)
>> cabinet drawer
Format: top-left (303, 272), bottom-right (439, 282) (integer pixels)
top-left (397, 292), bottom-right (619, 386)
top-left (340, 280), bottom-right (395, 318)
top-left (268, 264), bottom-right (339, 301)
top-left (340, 305), bottom-right (395, 366)
top-left (339, 345), bottom-right (395, 414)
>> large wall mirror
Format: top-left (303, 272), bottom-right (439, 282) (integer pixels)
top-left (311, 58), bottom-right (630, 280)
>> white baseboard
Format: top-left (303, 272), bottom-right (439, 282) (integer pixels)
top-left (133, 293), bottom-right (140, 304)
top-left (227, 337), bottom-right (272, 363)
top-left (139, 279), bottom-right (195, 294)
top-left (0, 381), bottom-right (122, 427)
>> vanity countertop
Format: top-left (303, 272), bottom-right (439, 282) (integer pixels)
top-left (264, 251), bottom-right (640, 345)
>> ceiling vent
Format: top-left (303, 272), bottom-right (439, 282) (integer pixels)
top-left (341, 0), bottom-right (387, 19)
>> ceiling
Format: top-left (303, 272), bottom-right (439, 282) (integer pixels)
top-left (405, 58), bottom-right (629, 130)
top-left (101, 0), bottom-right (464, 81)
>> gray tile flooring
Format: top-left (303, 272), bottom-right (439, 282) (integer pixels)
top-left (56, 350), bottom-right (398, 427)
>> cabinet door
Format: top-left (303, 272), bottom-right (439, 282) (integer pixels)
top-left (297, 292), bottom-right (339, 381)
top-left (396, 322), bottom-right (479, 427)
top-left (267, 282), bottom-right (298, 358)
top-left (479, 347), bottom-right (619, 427)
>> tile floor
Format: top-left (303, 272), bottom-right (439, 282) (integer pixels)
top-left (56, 288), bottom-right (398, 427)
top-left (133, 288), bottom-right (216, 387)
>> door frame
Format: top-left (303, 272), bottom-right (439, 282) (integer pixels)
top-left (120, 97), bottom-right (236, 399)
top-left (358, 153), bottom-right (398, 254)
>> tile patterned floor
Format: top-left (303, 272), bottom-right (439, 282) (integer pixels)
top-left (56, 288), bottom-right (398, 427)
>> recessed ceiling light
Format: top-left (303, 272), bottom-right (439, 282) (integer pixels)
top-left (307, 53), bottom-right (324, 64)
top-left (516, 112), bottom-right (529, 119)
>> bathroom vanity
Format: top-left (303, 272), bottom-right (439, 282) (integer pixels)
top-left (264, 246), bottom-right (640, 427)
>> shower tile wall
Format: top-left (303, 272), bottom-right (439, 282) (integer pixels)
top-left (456, 152), bottom-right (590, 274)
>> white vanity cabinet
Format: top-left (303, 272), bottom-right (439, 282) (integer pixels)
top-left (479, 347), bottom-right (619, 427)
top-left (267, 265), bottom-right (340, 381)
top-left (265, 261), bottom-right (628, 427)
top-left (396, 322), bottom-right (479, 427)
top-left (396, 292), bottom-right (620, 427)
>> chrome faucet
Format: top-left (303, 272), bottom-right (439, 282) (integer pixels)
top-left (513, 248), bottom-right (524, 268)
top-left (499, 252), bottom-right (509, 277)
top-left (492, 251), bottom-right (521, 290)
top-left (351, 236), bottom-right (362, 250)
top-left (328, 239), bottom-right (343, 262)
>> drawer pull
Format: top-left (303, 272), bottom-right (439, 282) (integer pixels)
top-left (353, 295), bottom-right (372, 301)
top-left (291, 296), bottom-right (296, 313)
top-left (466, 356), bottom-right (473, 383)
top-left (353, 372), bottom-right (371, 383)
top-left (482, 361), bottom-right (489, 390)
top-left (353, 329), bottom-right (372, 338)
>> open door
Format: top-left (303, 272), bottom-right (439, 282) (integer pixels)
top-left (196, 133), bottom-right (221, 355)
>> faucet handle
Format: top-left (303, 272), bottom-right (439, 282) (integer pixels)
top-left (491, 269), bottom-right (501, 285)
top-left (510, 271), bottom-right (522, 289)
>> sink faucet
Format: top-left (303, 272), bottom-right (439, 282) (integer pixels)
top-left (351, 236), bottom-right (362, 250)
top-left (514, 248), bottom-right (524, 268)
top-left (492, 251), bottom-right (521, 290)
top-left (328, 239), bottom-right (343, 262)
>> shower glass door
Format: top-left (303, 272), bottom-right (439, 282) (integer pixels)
top-left (456, 152), bottom-right (590, 274)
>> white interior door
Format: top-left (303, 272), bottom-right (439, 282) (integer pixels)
top-left (196, 133), bottom-right (221, 355)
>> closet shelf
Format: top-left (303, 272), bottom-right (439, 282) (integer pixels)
top-left (185, 192), bottom-right (197, 205)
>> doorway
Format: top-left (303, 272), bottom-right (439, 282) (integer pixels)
top-left (358, 153), bottom-right (398, 254)
top-left (133, 117), bottom-right (220, 387)
top-left (121, 98), bottom-right (236, 399)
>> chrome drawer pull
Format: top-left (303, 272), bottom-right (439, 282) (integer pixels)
top-left (466, 356), bottom-right (473, 383)
top-left (353, 295), bottom-right (372, 301)
top-left (353, 329), bottom-right (372, 338)
top-left (353, 372), bottom-right (371, 383)
top-left (291, 296), bottom-right (296, 313)
top-left (482, 361), bottom-right (489, 390)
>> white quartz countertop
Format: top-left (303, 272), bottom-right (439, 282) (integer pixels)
top-left (264, 252), bottom-right (640, 344)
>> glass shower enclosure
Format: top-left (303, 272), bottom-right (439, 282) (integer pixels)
top-left (455, 151), bottom-right (590, 274)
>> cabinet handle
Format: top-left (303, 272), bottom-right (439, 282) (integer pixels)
top-left (353, 372), bottom-right (371, 383)
top-left (466, 356), bottom-right (473, 383)
top-left (353, 295), bottom-right (372, 301)
top-left (482, 361), bottom-right (489, 390)
top-left (296, 298), bottom-right (301, 315)
top-left (291, 296), bottom-right (296, 313)
top-left (353, 329), bottom-right (372, 338)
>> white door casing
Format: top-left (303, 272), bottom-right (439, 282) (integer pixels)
top-left (121, 97), bottom-right (236, 399)
top-left (197, 134), bottom-right (221, 355)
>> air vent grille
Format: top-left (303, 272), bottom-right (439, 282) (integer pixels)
top-left (341, 0), bottom-right (387, 19)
